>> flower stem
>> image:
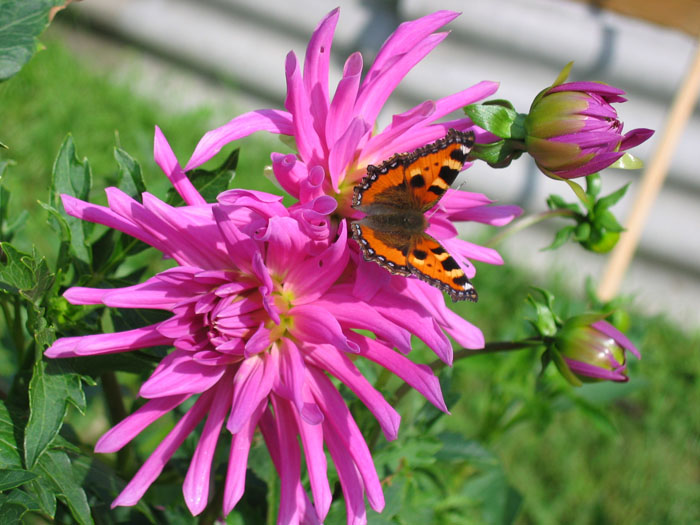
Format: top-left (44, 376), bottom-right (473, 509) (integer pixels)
top-left (392, 338), bottom-right (543, 404)
top-left (486, 209), bottom-right (576, 247)
top-left (101, 372), bottom-right (132, 473)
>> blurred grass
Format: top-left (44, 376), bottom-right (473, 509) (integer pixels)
top-left (2, 36), bottom-right (699, 525)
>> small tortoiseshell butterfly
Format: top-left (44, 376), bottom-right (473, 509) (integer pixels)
top-left (351, 129), bottom-right (477, 302)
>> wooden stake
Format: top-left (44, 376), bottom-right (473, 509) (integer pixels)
top-left (597, 41), bottom-right (700, 301)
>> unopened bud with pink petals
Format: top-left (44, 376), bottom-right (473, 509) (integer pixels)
top-left (554, 316), bottom-right (641, 384)
top-left (524, 64), bottom-right (653, 179)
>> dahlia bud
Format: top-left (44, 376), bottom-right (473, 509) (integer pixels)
top-left (553, 315), bottom-right (641, 384)
top-left (524, 64), bottom-right (653, 179)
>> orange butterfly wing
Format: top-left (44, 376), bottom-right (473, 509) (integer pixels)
top-left (407, 234), bottom-right (477, 302)
top-left (400, 129), bottom-right (474, 211)
top-left (351, 129), bottom-right (477, 302)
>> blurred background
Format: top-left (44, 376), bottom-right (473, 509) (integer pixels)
top-left (2, 1), bottom-right (699, 523)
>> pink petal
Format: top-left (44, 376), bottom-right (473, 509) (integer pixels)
top-left (227, 352), bottom-right (276, 434)
top-left (154, 126), bottom-right (205, 206)
top-left (183, 377), bottom-right (233, 515)
top-left (289, 304), bottom-right (359, 353)
top-left (45, 325), bottom-right (170, 358)
top-left (270, 397), bottom-right (303, 525)
top-left (365, 10), bottom-right (459, 87)
top-left (212, 204), bottom-right (261, 274)
top-left (303, 8), bottom-right (339, 144)
top-left (244, 322), bottom-right (272, 357)
top-left (306, 367), bottom-right (384, 512)
top-left (326, 52), bottom-right (363, 146)
top-left (95, 393), bottom-right (191, 453)
top-left (139, 350), bottom-right (228, 398)
top-left (275, 338), bottom-right (321, 424)
top-left (305, 344), bottom-right (401, 440)
top-left (285, 51), bottom-right (323, 166)
top-left (287, 220), bottom-right (350, 303)
top-left (185, 109), bottom-right (294, 171)
top-left (60, 194), bottom-right (163, 252)
top-left (294, 384), bottom-right (331, 519)
top-left (355, 32), bottom-right (449, 126)
top-left (271, 153), bottom-right (306, 199)
top-left (592, 320), bottom-right (641, 359)
top-left (350, 333), bottom-right (447, 412)
top-left (111, 388), bottom-right (215, 508)
top-left (223, 400), bottom-right (266, 515)
top-left (328, 117), bottom-right (371, 191)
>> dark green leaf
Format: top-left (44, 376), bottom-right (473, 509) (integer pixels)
top-left (0, 0), bottom-right (64, 81)
top-left (0, 242), bottom-right (34, 291)
top-left (435, 434), bottom-right (498, 467)
top-left (0, 402), bottom-right (22, 469)
top-left (26, 476), bottom-right (57, 517)
top-left (36, 449), bottom-right (93, 525)
top-left (115, 147), bottom-right (147, 199)
top-left (24, 359), bottom-right (85, 469)
top-left (469, 140), bottom-right (524, 168)
top-left (462, 468), bottom-right (522, 525)
top-left (50, 135), bottom-right (93, 265)
top-left (0, 469), bottom-right (38, 491)
top-left (0, 489), bottom-right (42, 522)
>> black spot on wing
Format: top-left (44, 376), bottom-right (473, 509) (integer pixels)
top-left (441, 257), bottom-right (461, 271)
top-left (412, 249), bottom-right (427, 260)
top-left (428, 185), bottom-right (446, 196)
top-left (450, 148), bottom-right (467, 163)
top-left (410, 174), bottom-right (426, 188)
top-left (430, 246), bottom-right (446, 255)
top-left (438, 165), bottom-right (459, 185)
top-left (453, 274), bottom-right (468, 286)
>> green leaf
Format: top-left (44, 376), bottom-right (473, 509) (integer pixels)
top-left (0, 0), bottom-right (64, 82)
top-left (463, 104), bottom-right (521, 139)
top-left (595, 183), bottom-right (630, 210)
top-left (0, 242), bottom-right (34, 291)
top-left (114, 147), bottom-right (147, 199)
top-left (594, 210), bottom-right (624, 233)
top-left (36, 449), bottom-right (93, 525)
top-left (0, 489), bottom-right (42, 522)
top-left (544, 225), bottom-right (574, 251)
top-left (461, 468), bottom-right (522, 525)
top-left (50, 135), bottom-right (93, 265)
top-left (0, 402), bottom-right (22, 469)
top-left (0, 469), bottom-right (38, 491)
top-left (26, 476), bottom-right (57, 517)
top-left (609, 152), bottom-right (644, 170)
top-left (435, 434), bottom-right (499, 467)
top-left (24, 359), bottom-right (85, 469)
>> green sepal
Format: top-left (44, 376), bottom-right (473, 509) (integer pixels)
top-left (469, 139), bottom-right (525, 168)
top-left (463, 102), bottom-right (525, 139)
top-left (543, 225), bottom-right (575, 251)
top-left (549, 345), bottom-right (584, 387)
top-left (610, 152), bottom-right (644, 170)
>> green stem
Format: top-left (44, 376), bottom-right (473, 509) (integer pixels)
top-left (101, 372), bottom-right (132, 473)
top-left (486, 209), bottom-right (577, 248)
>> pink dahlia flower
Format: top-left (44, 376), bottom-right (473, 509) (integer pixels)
top-left (45, 130), bottom-right (458, 523)
top-left (524, 80), bottom-right (653, 179)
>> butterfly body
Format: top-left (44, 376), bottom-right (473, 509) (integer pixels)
top-left (351, 129), bottom-right (478, 302)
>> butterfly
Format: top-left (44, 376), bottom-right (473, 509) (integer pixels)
top-left (351, 129), bottom-right (477, 302)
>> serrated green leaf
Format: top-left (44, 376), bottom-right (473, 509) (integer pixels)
top-left (0, 0), bottom-right (64, 81)
top-left (24, 359), bottom-right (85, 469)
top-left (0, 469), bottom-right (38, 491)
top-left (36, 449), bottom-right (93, 525)
top-left (0, 242), bottom-right (34, 291)
top-left (50, 135), bottom-right (92, 265)
top-left (114, 147), bottom-right (147, 199)
top-left (0, 402), bottom-right (22, 469)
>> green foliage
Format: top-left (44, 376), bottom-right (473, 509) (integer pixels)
top-left (0, 0), bottom-right (65, 81)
